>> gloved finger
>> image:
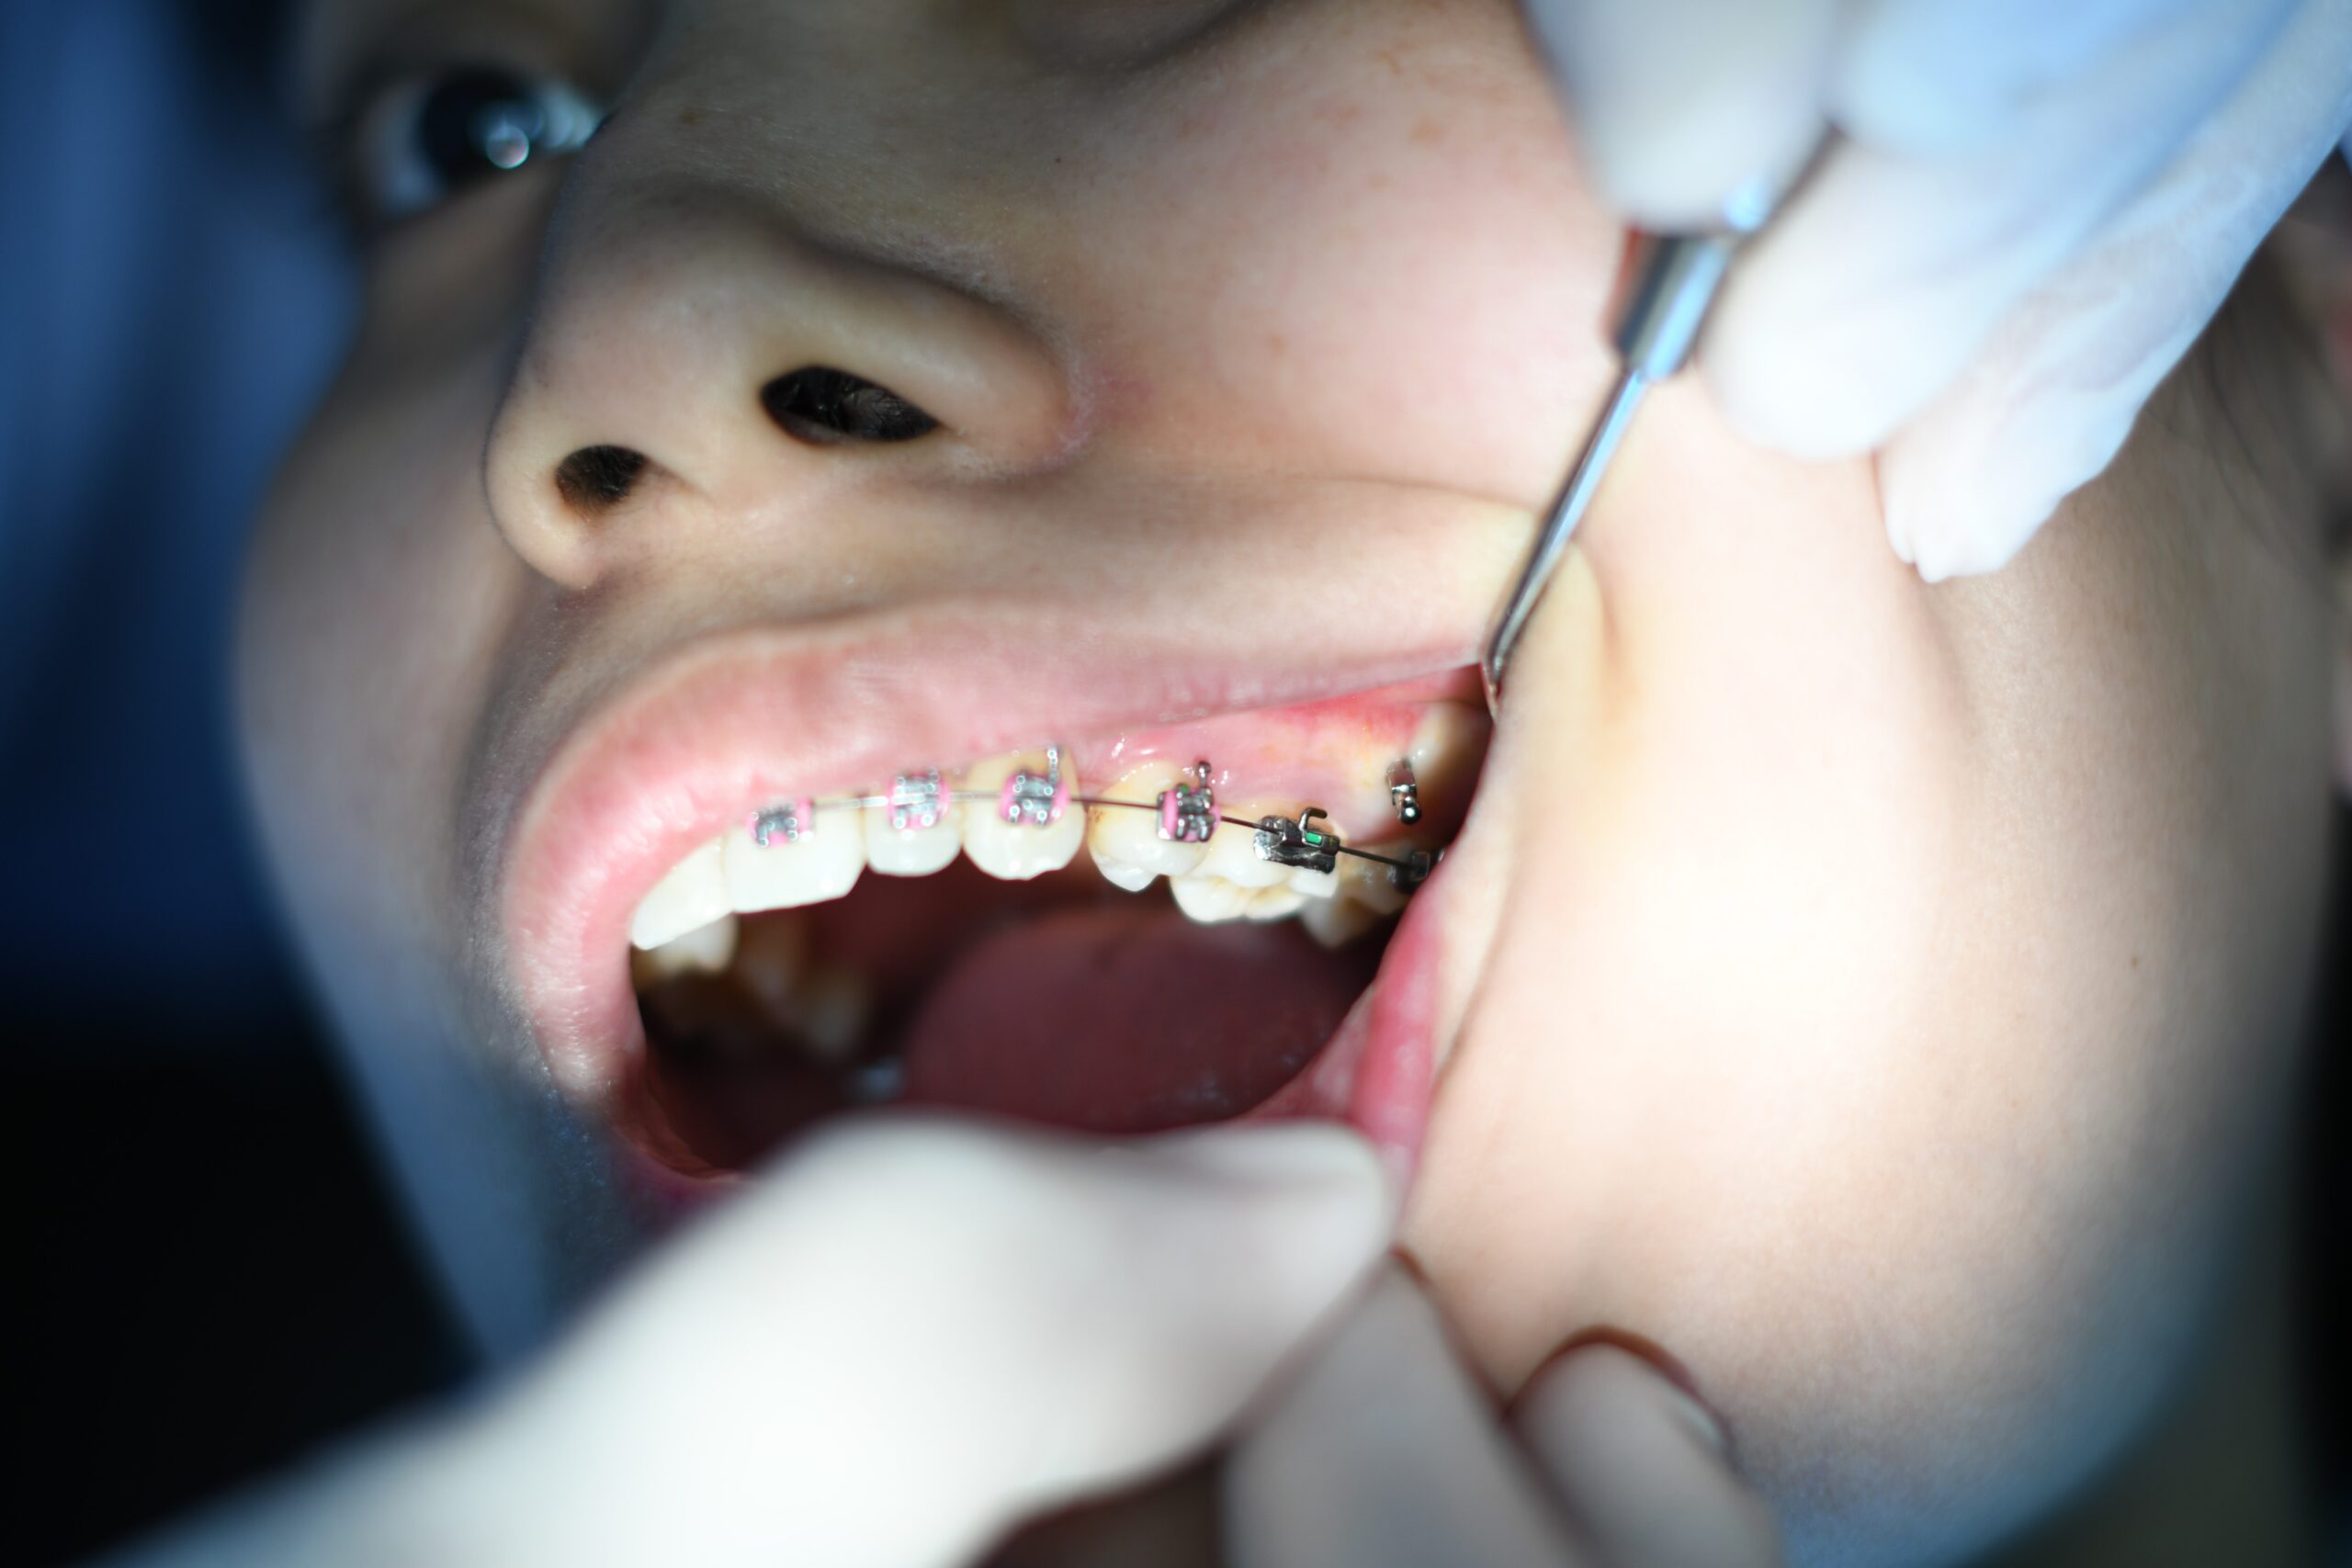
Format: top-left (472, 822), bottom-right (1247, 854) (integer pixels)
top-left (1878, 1), bottom-right (2352, 580)
top-left (1226, 1267), bottom-right (1585, 1568)
top-left (1704, 0), bottom-right (2297, 460)
top-left (1836, 0), bottom-right (2207, 156)
top-left (1519, 0), bottom-right (1836, 230)
top-left (1510, 1344), bottom-right (1780, 1568)
top-left (466, 1117), bottom-right (1394, 1568)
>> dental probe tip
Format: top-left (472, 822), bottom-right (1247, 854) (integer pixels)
top-left (1480, 363), bottom-right (1648, 715)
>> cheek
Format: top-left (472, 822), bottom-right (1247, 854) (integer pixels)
top-left (238, 347), bottom-right (527, 987)
top-left (238, 183), bottom-right (552, 984)
top-left (1403, 400), bottom-right (2332, 1559)
top-left (1069, 0), bottom-right (1615, 507)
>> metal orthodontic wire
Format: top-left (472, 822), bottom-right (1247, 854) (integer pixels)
top-left (791, 790), bottom-right (1431, 878)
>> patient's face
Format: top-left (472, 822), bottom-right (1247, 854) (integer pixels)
top-left (241, 1), bottom-right (2342, 1561)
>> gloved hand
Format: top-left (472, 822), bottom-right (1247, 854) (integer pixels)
top-left (1522, 0), bottom-right (2352, 580)
top-left (104, 1118), bottom-right (1391, 1568)
top-left (1227, 1267), bottom-right (1780, 1567)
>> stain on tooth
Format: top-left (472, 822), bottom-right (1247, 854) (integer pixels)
top-left (724, 803), bottom-right (865, 913)
top-left (629, 836), bottom-right (731, 951)
top-left (1086, 761), bottom-right (1210, 893)
top-left (865, 768), bottom-right (963, 876)
top-left (629, 912), bottom-right (741, 985)
top-left (961, 748), bottom-right (1085, 880)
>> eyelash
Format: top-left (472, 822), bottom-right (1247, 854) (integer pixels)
top-left (320, 65), bottom-right (605, 240)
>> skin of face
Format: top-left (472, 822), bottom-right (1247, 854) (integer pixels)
top-left (240, 1), bottom-right (2347, 1562)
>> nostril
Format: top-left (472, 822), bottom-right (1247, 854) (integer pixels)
top-left (762, 367), bottom-right (941, 446)
top-left (554, 445), bottom-right (649, 513)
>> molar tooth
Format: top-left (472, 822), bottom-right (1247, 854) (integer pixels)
top-left (1195, 803), bottom-right (1294, 890)
top-left (1401, 702), bottom-right (1487, 823)
top-left (629, 837), bottom-right (730, 951)
top-left (1244, 886), bottom-right (1307, 922)
top-left (629, 912), bottom-right (740, 984)
top-left (795, 964), bottom-right (873, 1066)
top-left (1300, 892), bottom-right (1382, 950)
top-left (865, 769), bottom-right (963, 876)
top-left (725, 802), bottom-right (865, 912)
top-left (961, 748), bottom-right (1085, 880)
top-left (1337, 848), bottom-right (1411, 916)
top-left (1169, 873), bottom-right (1251, 924)
top-left (733, 913), bottom-right (812, 1019)
top-left (1086, 761), bottom-right (1210, 893)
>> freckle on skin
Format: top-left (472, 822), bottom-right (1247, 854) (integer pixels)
top-left (1412, 118), bottom-right (1444, 147)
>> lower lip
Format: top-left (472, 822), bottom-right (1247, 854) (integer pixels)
top-left (1246, 860), bottom-right (1443, 1186)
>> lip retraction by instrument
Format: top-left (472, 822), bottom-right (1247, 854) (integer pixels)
top-left (1482, 152), bottom-right (1825, 715)
top-left (747, 756), bottom-right (1437, 894)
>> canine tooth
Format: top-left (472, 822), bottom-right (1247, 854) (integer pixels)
top-left (961, 748), bottom-right (1084, 880)
top-left (725, 804), bottom-right (865, 912)
top-left (865, 769), bottom-right (963, 876)
top-left (629, 837), bottom-right (730, 951)
top-left (1086, 761), bottom-right (1209, 892)
top-left (1301, 892), bottom-right (1382, 950)
top-left (629, 913), bottom-right (741, 984)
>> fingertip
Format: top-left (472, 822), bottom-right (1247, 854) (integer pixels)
top-left (1525, 0), bottom-right (1835, 230)
top-left (1135, 1120), bottom-right (1396, 1334)
top-left (1511, 1343), bottom-right (1780, 1568)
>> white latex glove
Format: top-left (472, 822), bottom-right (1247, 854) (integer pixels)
top-left (1227, 1267), bottom-right (1780, 1567)
top-left (99, 1118), bottom-right (1391, 1568)
top-left (1523, 0), bottom-right (2352, 580)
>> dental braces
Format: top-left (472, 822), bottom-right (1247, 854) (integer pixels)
top-left (744, 752), bottom-right (1436, 894)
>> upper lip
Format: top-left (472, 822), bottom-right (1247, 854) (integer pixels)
top-left (490, 596), bottom-right (1475, 1112)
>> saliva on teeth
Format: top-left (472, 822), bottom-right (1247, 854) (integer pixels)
top-left (627, 737), bottom-right (1454, 965)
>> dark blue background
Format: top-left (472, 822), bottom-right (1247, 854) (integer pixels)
top-left (4, 6), bottom-right (459, 1562)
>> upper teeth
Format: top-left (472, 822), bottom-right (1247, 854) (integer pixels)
top-left (628, 736), bottom-right (1456, 956)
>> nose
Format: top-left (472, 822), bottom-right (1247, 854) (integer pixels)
top-left (483, 177), bottom-right (1074, 590)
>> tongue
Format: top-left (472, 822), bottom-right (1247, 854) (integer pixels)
top-left (895, 903), bottom-right (1372, 1134)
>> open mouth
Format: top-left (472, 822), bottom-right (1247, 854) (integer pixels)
top-left (500, 635), bottom-right (1487, 1188)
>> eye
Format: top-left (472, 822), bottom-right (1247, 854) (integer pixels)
top-left (340, 65), bottom-right (603, 230)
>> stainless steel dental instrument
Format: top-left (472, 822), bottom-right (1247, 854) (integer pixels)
top-left (1481, 172), bottom-right (1808, 714)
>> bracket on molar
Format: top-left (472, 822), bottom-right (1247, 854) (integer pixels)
top-left (1157, 760), bottom-right (1216, 844)
top-left (1386, 761), bottom-right (1422, 827)
top-left (751, 797), bottom-right (818, 847)
top-left (1000, 746), bottom-right (1069, 828)
top-left (1389, 847), bottom-right (1435, 895)
top-left (888, 770), bottom-right (946, 831)
top-left (1255, 807), bottom-right (1341, 876)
